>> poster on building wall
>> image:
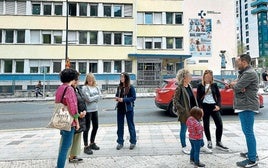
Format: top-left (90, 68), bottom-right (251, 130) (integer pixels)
top-left (189, 18), bottom-right (212, 57)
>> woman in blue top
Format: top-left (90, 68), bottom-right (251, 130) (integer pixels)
top-left (115, 72), bottom-right (137, 150)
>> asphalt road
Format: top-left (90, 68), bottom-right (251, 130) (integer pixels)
top-left (0, 97), bottom-right (267, 130)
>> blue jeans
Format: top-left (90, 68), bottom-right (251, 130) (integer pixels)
top-left (57, 127), bottom-right (75, 168)
top-left (117, 110), bottom-right (137, 145)
top-left (180, 122), bottom-right (187, 147)
top-left (238, 111), bottom-right (257, 162)
top-left (190, 139), bottom-right (203, 164)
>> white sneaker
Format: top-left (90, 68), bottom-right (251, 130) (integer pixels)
top-left (182, 147), bottom-right (190, 155)
top-left (200, 146), bottom-right (213, 154)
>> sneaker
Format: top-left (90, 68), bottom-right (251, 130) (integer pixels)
top-left (200, 146), bottom-right (212, 154)
top-left (84, 146), bottom-right (93, 155)
top-left (207, 141), bottom-right (212, 149)
top-left (90, 143), bottom-right (100, 150)
top-left (116, 144), bottom-right (123, 150)
top-left (69, 156), bottom-right (83, 163)
top-left (194, 162), bottom-right (206, 167)
top-left (190, 159), bottom-right (194, 165)
top-left (240, 152), bottom-right (259, 161)
top-left (236, 159), bottom-right (258, 168)
top-left (129, 144), bottom-right (136, 150)
top-left (216, 142), bottom-right (229, 152)
top-left (182, 147), bottom-right (190, 155)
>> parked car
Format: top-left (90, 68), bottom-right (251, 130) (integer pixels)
top-left (155, 76), bottom-right (264, 117)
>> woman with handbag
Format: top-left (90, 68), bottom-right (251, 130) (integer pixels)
top-left (82, 73), bottom-right (101, 155)
top-left (196, 70), bottom-right (229, 151)
top-left (68, 77), bottom-right (87, 163)
top-left (55, 68), bottom-right (80, 168)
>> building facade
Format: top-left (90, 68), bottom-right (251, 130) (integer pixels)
top-left (0, 0), bottom-right (237, 93)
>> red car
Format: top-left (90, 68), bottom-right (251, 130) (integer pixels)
top-left (155, 76), bottom-right (264, 117)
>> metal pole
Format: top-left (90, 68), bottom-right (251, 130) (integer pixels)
top-left (65, 0), bottom-right (69, 62)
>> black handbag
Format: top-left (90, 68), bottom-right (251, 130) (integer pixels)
top-left (75, 117), bottom-right (86, 134)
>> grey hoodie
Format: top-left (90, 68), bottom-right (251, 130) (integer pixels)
top-left (82, 85), bottom-right (101, 113)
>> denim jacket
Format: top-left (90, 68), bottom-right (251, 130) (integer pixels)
top-left (115, 85), bottom-right (136, 112)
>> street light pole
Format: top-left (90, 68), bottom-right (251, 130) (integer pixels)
top-left (65, 0), bottom-right (69, 68)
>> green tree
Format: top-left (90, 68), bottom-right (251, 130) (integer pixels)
top-left (237, 41), bottom-right (247, 55)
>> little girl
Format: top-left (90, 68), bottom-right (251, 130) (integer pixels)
top-left (186, 107), bottom-right (206, 167)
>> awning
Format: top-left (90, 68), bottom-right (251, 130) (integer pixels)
top-left (128, 53), bottom-right (191, 59)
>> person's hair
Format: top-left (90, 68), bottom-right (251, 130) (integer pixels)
top-left (84, 72), bottom-right (97, 86)
top-left (239, 54), bottom-right (251, 64)
top-left (176, 69), bottom-right (190, 85)
top-left (190, 106), bottom-right (203, 120)
top-left (202, 70), bottom-right (214, 85)
top-left (119, 72), bottom-right (131, 95)
top-left (59, 68), bottom-right (79, 83)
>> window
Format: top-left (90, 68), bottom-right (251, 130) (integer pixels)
top-left (245, 10), bottom-right (248, 16)
top-left (104, 5), bottom-right (111, 17)
top-left (31, 30), bottom-right (40, 44)
top-left (0, 30), bottom-right (2, 43)
top-left (145, 38), bottom-right (152, 49)
top-left (79, 3), bottom-right (87, 16)
top-left (40, 66), bottom-right (50, 73)
top-left (114, 5), bottom-right (122, 17)
top-left (124, 5), bottom-right (132, 17)
top-left (246, 31), bottom-right (249, 36)
top-left (15, 60), bottom-right (24, 73)
top-left (137, 13), bottom-right (144, 24)
top-left (114, 33), bottom-right (122, 45)
top-left (145, 13), bottom-right (153, 24)
top-left (44, 4), bottom-right (52, 15)
top-left (53, 31), bottom-right (62, 44)
top-left (124, 34), bottom-right (132, 45)
top-left (17, 1), bottom-right (26, 15)
top-left (54, 4), bottom-right (62, 15)
top-left (90, 4), bottom-right (98, 16)
top-left (90, 31), bottom-right (97, 44)
top-left (103, 62), bottom-right (111, 73)
top-left (68, 31), bottom-right (77, 44)
top-left (166, 12), bottom-right (173, 24)
top-left (17, 30), bottom-right (25, 43)
top-left (32, 4), bottom-right (40, 15)
top-left (79, 31), bottom-right (87, 44)
top-left (114, 61), bottom-right (122, 73)
top-left (175, 13), bottom-right (183, 24)
top-left (6, 1), bottom-right (15, 15)
top-left (70, 62), bottom-right (76, 69)
top-left (166, 37), bottom-right (174, 49)
top-left (103, 32), bottom-right (111, 44)
top-left (42, 33), bottom-right (51, 44)
top-left (175, 37), bottom-right (183, 49)
top-left (78, 62), bottom-right (87, 74)
top-left (5, 30), bottom-right (14, 43)
top-left (154, 13), bottom-right (162, 24)
top-left (125, 61), bottom-right (132, 73)
top-left (53, 62), bottom-right (61, 73)
top-left (30, 67), bottom-right (38, 73)
top-left (246, 38), bottom-right (249, 43)
top-left (4, 60), bottom-right (12, 73)
top-left (89, 62), bottom-right (97, 73)
top-left (69, 3), bottom-right (77, 16)
top-left (154, 38), bottom-right (162, 49)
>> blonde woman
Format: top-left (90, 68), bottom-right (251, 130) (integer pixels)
top-left (82, 73), bottom-right (101, 155)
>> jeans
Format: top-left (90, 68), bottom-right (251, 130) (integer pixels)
top-left (202, 103), bottom-right (223, 142)
top-left (57, 127), bottom-right (75, 168)
top-left (180, 122), bottom-right (187, 147)
top-left (83, 111), bottom-right (99, 146)
top-left (190, 139), bottom-right (203, 164)
top-left (117, 110), bottom-right (137, 145)
top-left (238, 111), bottom-right (257, 162)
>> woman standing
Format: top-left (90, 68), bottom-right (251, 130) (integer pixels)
top-left (69, 77), bottom-right (87, 163)
top-left (115, 72), bottom-right (136, 150)
top-left (55, 68), bottom-right (80, 168)
top-left (82, 73), bottom-right (101, 155)
top-left (196, 70), bottom-right (229, 151)
top-left (173, 69), bottom-right (198, 154)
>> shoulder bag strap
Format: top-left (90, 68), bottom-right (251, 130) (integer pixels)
top-left (61, 86), bottom-right (68, 103)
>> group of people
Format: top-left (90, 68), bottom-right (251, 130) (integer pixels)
top-left (54, 69), bottom-right (136, 168)
top-left (173, 54), bottom-right (259, 168)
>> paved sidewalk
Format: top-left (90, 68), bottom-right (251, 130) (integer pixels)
top-left (0, 121), bottom-right (267, 168)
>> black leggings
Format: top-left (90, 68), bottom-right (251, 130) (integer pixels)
top-left (83, 111), bottom-right (99, 146)
top-left (202, 103), bottom-right (223, 143)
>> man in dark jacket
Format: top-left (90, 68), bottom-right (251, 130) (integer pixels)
top-left (229, 54), bottom-right (259, 168)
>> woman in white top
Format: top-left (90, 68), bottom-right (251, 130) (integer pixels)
top-left (196, 70), bottom-right (228, 151)
top-left (82, 73), bottom-right (101, 155)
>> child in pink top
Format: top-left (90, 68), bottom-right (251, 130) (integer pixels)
top-left (186, 107), bottom-right (206, 167)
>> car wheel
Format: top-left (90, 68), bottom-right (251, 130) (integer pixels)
top-left (168, 102), bottom-right (178, 117)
